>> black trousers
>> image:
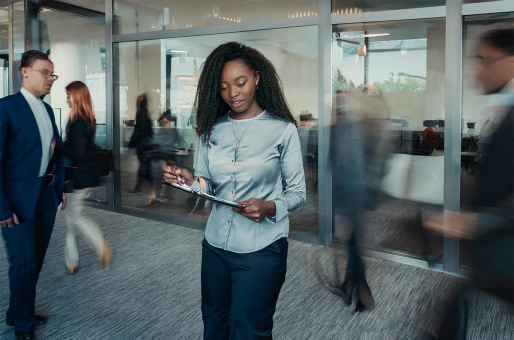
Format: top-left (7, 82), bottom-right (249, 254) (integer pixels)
top-left (1, 181), bottom-right (58, 334)
top-left (201, 238), bottom-right (288, 340)
top-left (345, 224), bottom-right (369, 288)
top-left (438, 229), bottom-right (513, 340)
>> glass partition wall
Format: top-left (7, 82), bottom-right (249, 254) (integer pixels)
top-left (0, 0), bottom-right (510, 292)
top-left (38, 7), bottom-right (108, 203)
top-left (0, 0), bottom-right (492, 276)
top-left (114, 26), bottom-right (320, 233)
top-left (1, 2), bottom-right (108, 202)
top-left (331, 18), bottom-right (446, 265)
top-left (459, 11), bottom-right (514, 269)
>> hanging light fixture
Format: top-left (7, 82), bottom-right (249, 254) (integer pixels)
top-left (358, 44), bottom-right (367, 57)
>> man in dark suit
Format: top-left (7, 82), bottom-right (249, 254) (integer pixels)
top-left (0, 50), bottom-right (66, 340)
top-left (426, 27), bottom-right (513, 340)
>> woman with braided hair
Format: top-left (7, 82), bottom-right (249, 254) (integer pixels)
top-left (163, 42), bottom-right (306, 339)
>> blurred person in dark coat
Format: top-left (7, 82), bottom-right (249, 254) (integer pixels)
top-left (426, 27), bottom-right (514, 340)
top-left (129, 93), bottom-right (155, 193)
top-left (321, 86), bottom-right (391, 312)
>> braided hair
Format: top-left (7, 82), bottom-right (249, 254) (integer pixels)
top-left (193, 41), bottom-right (296, 144)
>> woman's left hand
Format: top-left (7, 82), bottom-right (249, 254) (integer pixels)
top-left (233, 198), bottom-right (276, 222)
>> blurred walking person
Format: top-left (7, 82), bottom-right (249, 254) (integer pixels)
top-left (129, 93), bottom-right (155, 194)
top-left (426, 27), bottom-right (513, 340)
top-left (63, 81), bottom-right (112, 275)
top-left (320, 86), bottom-right (391, 312)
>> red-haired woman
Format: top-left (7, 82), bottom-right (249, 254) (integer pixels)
top-left (63, 81), bottom-right (112, 274)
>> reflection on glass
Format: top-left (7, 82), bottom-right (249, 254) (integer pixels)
top-left (113, 0), bottom-right (318, 34)
top-left (463, 0), bottom-right (501, 3)
top-left (57, 0), bottom-right (105, 12)
top-left (12, 1), bottom-right (24, 94)
top-left (460, 13), bottom-right (514, 269)
top-left (331, 19), bottom-right (446, 264)
top-left (38, 8), bottom-right (108, 203)
top-left (0, 6), bottom-right (8, 98)
top-left (331, 0), bottom-right (445, 14)
top-left (115, 26), bottom-right (319, 233)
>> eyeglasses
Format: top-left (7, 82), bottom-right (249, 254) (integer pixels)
top-left (473, 55), bottom-right (510, 68)
top-left (29, 68), bottom-right (59, 81)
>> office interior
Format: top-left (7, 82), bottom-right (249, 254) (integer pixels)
top-left (0, 0), bottom-right (513, 278)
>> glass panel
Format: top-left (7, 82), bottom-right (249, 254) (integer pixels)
top-left (332, 0), bottom-right (445, 14)
top-left (12, 1), bottom-right (24, 94)
top-left (56, 0), bottom-right (105, 12)
top-left (464, 1), bottom-right (501, 3)
top-left (331, 19), bottom-right (446, 264)
top-left (113, 0), bottom-right (318, 35)
top-left (39, 8), bottom-right (108, 203)
top-left (115, 26), bottom-right (319, 234)
top-left (460, 13), bottom-right (514, 269)
top-left (0, 6), bottom-right (8, 98)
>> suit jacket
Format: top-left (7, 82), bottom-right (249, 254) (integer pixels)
top-left (0, 92), bottom-right (64, 223)
top-left (473, 108), bottom-right (513, 296)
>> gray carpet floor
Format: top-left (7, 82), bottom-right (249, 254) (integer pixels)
top-left (1, 206), bottom-right (512, 339)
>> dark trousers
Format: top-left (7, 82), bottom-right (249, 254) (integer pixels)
top-left (344, 213), bottom-right (370, 291)
top-left (201, 238), bottom-right (288, 340)
top-left (1, 181), bottom-right (58, 334)
top-left (438, 229), bottom-right (513, 340)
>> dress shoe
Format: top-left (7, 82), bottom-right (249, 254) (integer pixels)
top-left (330, 279), bottom-right (354, 305)
top-left (355, 285), bottom-right (375, 312)
top-left (14, 330), bottom-right (35, 339)
top-left (7, 315), bottom-right (47, 327)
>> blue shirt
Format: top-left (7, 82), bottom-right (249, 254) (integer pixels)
top-left (192, 111), bottom-right (306, 253)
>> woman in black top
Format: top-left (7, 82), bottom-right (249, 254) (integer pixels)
top-left (63, 81), bottom-right (112, 274)
top-left (130, 93), bottom-right (155, 193)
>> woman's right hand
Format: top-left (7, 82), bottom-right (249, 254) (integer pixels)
top-left (162, 165), bottom-right (195, 187)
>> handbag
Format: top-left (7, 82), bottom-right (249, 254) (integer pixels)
top-left (94, 148), bottom-right (114, 177)
top-left (128, 128), bottom-right (138, 149)
top-left (62, 165), bottom-right (77, 193)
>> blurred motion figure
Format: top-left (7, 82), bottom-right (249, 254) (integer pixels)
top-left (320, 86), bottom-right (391, 312)
top-left (426, 27), bottom-right (514, 340)
top-left (62, 81), bottom-right (112, 275)
top-left (129, 93), bottom-right (155, 194)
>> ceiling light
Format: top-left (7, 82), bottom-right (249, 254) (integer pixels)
top-left (363, 33), bottom-right (390, 38)
top-left (358, 45), bottom-right (367, 57)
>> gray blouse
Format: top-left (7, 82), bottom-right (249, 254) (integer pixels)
top-left (192, 111), bottom-right (306, 253)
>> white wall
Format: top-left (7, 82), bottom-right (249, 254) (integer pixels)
top-left (258, 45), bottom-right (318, 121)
top-left (49, 43), bottom-right (103, 134)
